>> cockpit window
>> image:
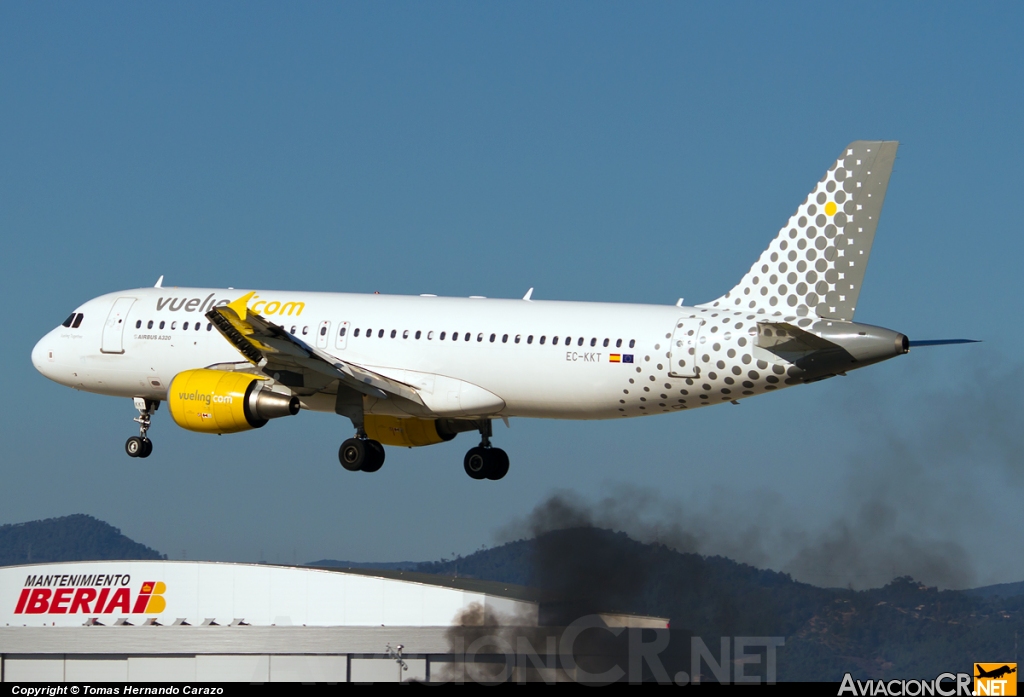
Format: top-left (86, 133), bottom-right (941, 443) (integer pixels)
top-left (71, 314), bottom-right (84, 328)
top-left (61, 313), bottom-right (76, 328)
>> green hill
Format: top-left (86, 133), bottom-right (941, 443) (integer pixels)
top-left (0, 514), bottom-right (165, 566)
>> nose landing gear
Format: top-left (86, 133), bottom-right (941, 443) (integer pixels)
top-left (126, 397), bottom-right (157, 459)
top-left (463, 420), bottom-right (509, 481)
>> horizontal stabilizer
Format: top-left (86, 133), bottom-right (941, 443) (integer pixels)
top-left (756, 322), bottom-right (839, 353)
top-left (907, 339), bottom-right (980, 347)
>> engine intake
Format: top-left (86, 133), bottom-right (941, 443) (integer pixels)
top-left (168, 369), bottom-right (300, 434)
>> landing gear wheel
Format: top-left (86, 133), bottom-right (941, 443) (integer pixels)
top-left (486, 448), bottom-right (509, 481)
top-left (125, 436), bottom-right (143, 458)
top-left (464, 447), bottom-right (488, 480)
top-left (127, 398), bottom-right (158, 459)
top-left (339, 438), bottom-right (386, 472)
top-left (339, 439), bottom-right (367, 471)
top-left (362, 440), bottom-right (385, 473)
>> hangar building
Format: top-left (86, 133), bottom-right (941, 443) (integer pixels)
top-left (0, 560), bottom-right (663, 682)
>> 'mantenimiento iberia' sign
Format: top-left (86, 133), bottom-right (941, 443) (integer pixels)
top-left (13, 573), bottom-right (166, 615)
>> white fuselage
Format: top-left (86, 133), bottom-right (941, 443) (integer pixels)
top-left (32, 287), bottom-right (794, 421)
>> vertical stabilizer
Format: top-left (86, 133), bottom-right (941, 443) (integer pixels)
top-left (702, 141), bottom-right (898, 320)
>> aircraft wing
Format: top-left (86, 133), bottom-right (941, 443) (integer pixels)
top-left (205, 292), bottom-right (424, 404)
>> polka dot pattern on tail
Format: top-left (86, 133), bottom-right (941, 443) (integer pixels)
top-left (700, 141), bottom-right (898, 322)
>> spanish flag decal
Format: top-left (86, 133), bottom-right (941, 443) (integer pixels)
top-left (610, 354), bottom-right (621, 363)
top-left (609, 354), bottom-right (634, 364)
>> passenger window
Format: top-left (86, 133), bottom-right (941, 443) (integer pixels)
top-left (553, 336), bottom-right (559, 345)
top-left (340, 327), bottom-right (347, 337)
top-left (603, 338), bottom-right (609, 347)
top-left (403, 330), bottom-right (409, 339)
top-left (207, 323), bottom-right (213, 331)
top-left (415, 330), bottom-right (421, 339)
top-left (72, 314), bottom-right (84, 328)
top-left (378, 329), bottom-right (384, 338)
top-left (629, 339), bottom-right (636, 348)
top-left (391, 329), bottom-right (397, 338)
top-left (61, 314), bottom-right (76, 328)
top-left (147, 321), bottom-right (154, 329)
top-left (302, 327), bottom-right (309, 335)
top-left (453, 332), bottom-right (459, 341)
top-left (159, 321), bottom-right (165, 329)
top-left (195, 323), bottom-right (201, 331)
top-left (184, 322), bottom-right (190, 330)
top-left (366, 328), bottom-right (372, 337)
top-left (478, 333), bottom-right (484, 342)
top-left (616, 339), bottom-right (622, 348)
top-left (502, 334), bottom-right (508, 343)
top-left (440, 331), bottom-right (446, 340)
top-left (320, 326), bottom-right (327, 336)
top-left (354, 328), bottom-right (361, 337)
top-left (427, 331), bottom-right (434, 340)
top-left (527, 335), bottom-right (533, 344)
top-left (578, 337), bottom-right (584, 346)
top-left (514, 335), bottom-right (521, 344)
top-left (136, 320), bottom-right (142, 329)
top-left (464, 333), bottom-right (471, 341)
top-left (589, 338), bottom-right (595, 347)
top-left (540, 336), bottom-right (547, 345)
top-left (171, 321), bottom-right (177, 330)
top-left (490, 333), bottom-right (496, 342)
top-left (290, 326), bottom-right (296, 334)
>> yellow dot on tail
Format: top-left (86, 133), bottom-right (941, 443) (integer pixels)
top-left (825, 201), bottom-right (837, 216)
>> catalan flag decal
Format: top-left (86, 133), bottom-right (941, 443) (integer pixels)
top-left (609, 354), bottom-right (634, 363)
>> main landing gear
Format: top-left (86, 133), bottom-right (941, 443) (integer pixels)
top-left (126, 397), bottom-right (157, 459)
top-left (335, 418), bottom-right (509, 481)
top-left (463, 420), bottom-right (509, 481)
top-left (339, 436), bottom-right (385, 472)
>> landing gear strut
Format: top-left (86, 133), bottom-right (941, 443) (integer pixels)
top-left (339, 436), bottom-right (385, 472)
top-left (126, 397), bottom-right (157, 459)
top-left (463, 420), bottom-right (509, 481)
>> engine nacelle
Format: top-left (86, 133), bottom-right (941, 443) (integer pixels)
top-left (364, 415), bottom-right (457, 448)
top-left (168, 369), bottom-right (300, 434)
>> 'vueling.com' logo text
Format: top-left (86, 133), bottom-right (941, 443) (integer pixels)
top-left (177, 390), bottom-right (234, 407)
top-left (156, 293), bottom-right (305, 317)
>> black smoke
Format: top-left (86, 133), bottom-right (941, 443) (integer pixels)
top-left (501, 351), bottom-right (1024, 591)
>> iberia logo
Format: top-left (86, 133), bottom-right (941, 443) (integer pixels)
top-left (975, 663), bottom-right (1017, 696)
top-left (13, 575), bottom-right (167, 615)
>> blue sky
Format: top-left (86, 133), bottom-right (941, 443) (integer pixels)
top-left (1, 3), bottom-right (1021, 588)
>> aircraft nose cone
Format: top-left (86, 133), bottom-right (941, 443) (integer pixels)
top-left (31, 333), bottom-right (54, 378)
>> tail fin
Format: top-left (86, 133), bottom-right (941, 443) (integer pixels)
top-left (702, 140), bottom-right (898, 321)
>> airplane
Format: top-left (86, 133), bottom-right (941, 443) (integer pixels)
top-left (31, 141), bottom-right (976, 480)
top-left (975, 665), bottom-right (1017, 680)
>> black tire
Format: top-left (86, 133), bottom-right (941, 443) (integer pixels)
top-left (464, 447), bottom-right (488, 480)
top-left (362, 440), bottom-right (385, 473)
top-left (486, 448), bottom-right (509, 480)
top-left (139, 438), bottom-right (153, 459)
top-left (125, 436), bottom-right (143, 458)
top-left (339, 438), bottom-right (367, 471)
